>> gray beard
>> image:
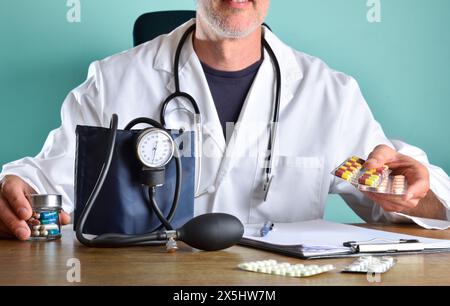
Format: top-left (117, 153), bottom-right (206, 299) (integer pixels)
top-left (196, 1), bottom-right (262, 39)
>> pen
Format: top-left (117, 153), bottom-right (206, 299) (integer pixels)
top-left (260, 221), bottom-right (274, 237)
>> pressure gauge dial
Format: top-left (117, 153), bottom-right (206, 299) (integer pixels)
top-left (136, 128), bottom-right (175, 168)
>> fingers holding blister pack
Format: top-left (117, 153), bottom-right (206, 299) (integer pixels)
top-left (333, 156), bottom-right (408, 196)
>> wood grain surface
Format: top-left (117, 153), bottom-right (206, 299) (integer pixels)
top-left (0, 223), bottom-right (449, 285)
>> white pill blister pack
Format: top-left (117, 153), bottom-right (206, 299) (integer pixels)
top-left (238, 260), bottom-right (335, 278)
top-left (342, 256), bottom-right (396, 274)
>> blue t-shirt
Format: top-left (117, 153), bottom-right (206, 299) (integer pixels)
top-left (201, 59), bottom-right (263, 138)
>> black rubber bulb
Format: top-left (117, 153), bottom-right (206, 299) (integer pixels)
top-left (176, 213), bottom-right (244, 251)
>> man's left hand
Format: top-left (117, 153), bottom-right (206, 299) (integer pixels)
top-left (363, 144), bottom-right (430, 213)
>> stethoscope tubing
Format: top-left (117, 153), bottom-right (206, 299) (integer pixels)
top-left (160, 23), bottom-right (281, 200)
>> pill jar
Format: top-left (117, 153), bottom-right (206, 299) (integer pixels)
top-left (26, 194), bottom-right (62, 241)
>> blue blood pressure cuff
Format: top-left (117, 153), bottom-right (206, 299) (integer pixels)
top-left (73, 126), bottom-right (195, 235)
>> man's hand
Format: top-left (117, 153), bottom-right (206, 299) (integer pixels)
top-left (363, 145), bottom-right (431, 213)
top-left (0, 175), bottom-right (71, 240)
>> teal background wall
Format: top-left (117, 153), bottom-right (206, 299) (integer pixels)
top-left (1, 0), bottom-right (449, 223)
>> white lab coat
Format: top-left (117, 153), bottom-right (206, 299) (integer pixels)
top-left (1, 20), bottom-right (450, 226)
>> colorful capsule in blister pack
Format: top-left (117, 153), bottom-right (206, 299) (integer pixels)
top-left (359, 174), bottom-right (409, 195)
top-left (333, 156), bottom-right (408, 195)
top-left (333, 156), bottom-right (389, 187)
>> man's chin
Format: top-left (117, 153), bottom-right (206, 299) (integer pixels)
top-left (211, 18), bottom-right (262, 38)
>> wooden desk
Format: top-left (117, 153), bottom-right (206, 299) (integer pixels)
top-left (0, 224), bottom-right (449, 285)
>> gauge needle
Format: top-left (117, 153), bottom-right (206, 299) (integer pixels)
top-left (152, 141), bottom-right (159, 162)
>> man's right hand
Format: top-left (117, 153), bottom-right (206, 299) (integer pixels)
top-left (0, 175), bottom-right (36, 240)
top-left (0, 175), bottom-right (71, 240)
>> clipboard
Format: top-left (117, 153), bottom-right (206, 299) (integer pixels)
top-left (239, 238), bottom-right (450, 259)
top-left (343, 238), bottom-right (425, 253)
top-left (240, 220), bottom-right (450, 259)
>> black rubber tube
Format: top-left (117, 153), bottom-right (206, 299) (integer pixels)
top-left (75, 114), bottom-right (119, 247)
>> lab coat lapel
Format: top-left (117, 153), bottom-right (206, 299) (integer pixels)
top-left (213, 55), bottom-right (274, 188)
top-left (158, 22), bottom-right (226, 154)
top-left (213, 28), bottom-right (303, 188)
top-left (175, 56), bottom-right (227, 154)
top-left (153, 20), bottom-right (227, 198)
top-left (153, 20), bottom-right (304, 200)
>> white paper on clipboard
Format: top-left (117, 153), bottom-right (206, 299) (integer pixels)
top-left (242, 219), bottom-right (450, 258)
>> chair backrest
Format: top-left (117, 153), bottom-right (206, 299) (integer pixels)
top-left (133, 10), bottom-right (196, 47)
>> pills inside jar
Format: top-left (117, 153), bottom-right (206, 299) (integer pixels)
top-left (26, 194), bottom-right (62, 241)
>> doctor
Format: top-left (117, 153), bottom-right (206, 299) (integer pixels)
top-left (1, 0), bottom-right (449, 240)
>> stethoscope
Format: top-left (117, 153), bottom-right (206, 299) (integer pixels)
top-left (75, 23), bottom-right (280, 250)
top-left (160, 23), bottom-right (281, 201)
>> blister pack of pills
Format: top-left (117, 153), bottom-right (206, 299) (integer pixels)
top-left (332, 156), bottom-right (408, 195)
top-left (238, 260), bottom-right (335, 278)
top-left (342, 256), bottom-right (396, 274)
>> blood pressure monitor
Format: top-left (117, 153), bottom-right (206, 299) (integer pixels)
top-left (136, 128), bottom-right (175, 169)
top-left (135, 127), bottom-right (176, 188)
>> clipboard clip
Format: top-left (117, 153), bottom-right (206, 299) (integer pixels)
top-left (343, 238), bottom-right (424, 253)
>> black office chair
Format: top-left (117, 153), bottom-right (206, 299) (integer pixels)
top-left (133, 10), bottom-right (196, 47)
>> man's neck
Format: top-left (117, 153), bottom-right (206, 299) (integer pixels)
top-left (193, 18), bottom-right (262, 72)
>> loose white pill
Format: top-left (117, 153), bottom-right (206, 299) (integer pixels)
top-left (287, 271), bottom-right (296, 277)
top-left (325, 265), bottom-right (334, 270)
